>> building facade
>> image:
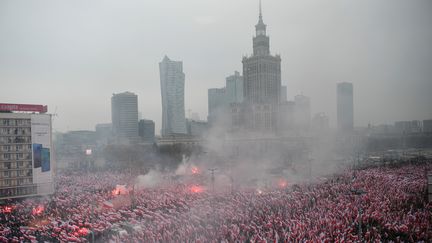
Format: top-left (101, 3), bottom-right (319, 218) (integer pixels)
top-left (280, 85), bottom-right (287, 103)
top-left (159, 56), bottom-right (187, 136)
top-left (234, 3), bottom-right (282, 133)
top-left (312, 113), bottom-right (330, 132)
top-left (0, 103), bottom-right (54, 200)
top-left (187, 119), bottom-right (208, 138)
top-left (424, 120), bottom-right (432, 133)
top-left (394, 120), bottom-right (422, 134)
top-left (337, 82), bottom-right (354, 132)
top-left (294, 94), bottom-right (311, 130)
top-left (138, 119), bottom-right (155, 143)
top-left (111, 92), bottom-right (139, 144)
top-left (226, 71), bottom-right (244, 104)
top-left (95, 123), bottom-right (112, 145)
top-left (242, 6), bottom-right (281, 105)
top-left (208, 88), bottom-right (227, 124)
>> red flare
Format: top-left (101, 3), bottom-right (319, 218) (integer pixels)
top-left (191, 166), bottom-right (199, 174)
top-left (32, 205), bottom-right (44, 216)
top-left (278, 179), bottom-right (288, 188)
top-left (77, 227), bottom-right (89, 236)
top-left (2, 205), bottom-right (13, 213)
top-left (190, 185), bottom-right (204, 193)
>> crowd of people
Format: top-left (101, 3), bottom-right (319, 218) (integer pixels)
top-left (0, 161), bottom-right (431, 242)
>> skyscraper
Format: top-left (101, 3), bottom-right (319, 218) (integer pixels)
top-left (337, 82), bottom-right (354, 132)
top-left (138, 119), bottom-right (155, 143)
top-left (236, 1), bottom-right (281, 132)
top-left (208, 88), bottom-right (227, 124)
top-left (159, 56), bottom-right (187, 136)
top-left (243, 2), bottom-right (281, 105)
top-left (280, 85), bottom-right (287, 103)
top-left (111, 92), bottom-right (139, 143)
top-left (294, 94), bottom-right (311, 130)
top-left (226, 71), bottom-right (244, 104)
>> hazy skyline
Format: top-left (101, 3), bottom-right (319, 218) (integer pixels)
top-left (1, 0), bottom-right (431, 134)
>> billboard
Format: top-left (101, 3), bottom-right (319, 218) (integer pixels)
top-left (31, 114), bottom-right (54, 195)
top-left (0, 103), bottom-right (47, 113)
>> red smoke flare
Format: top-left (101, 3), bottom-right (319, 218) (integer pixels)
top-left (191, 166), bottom-right (199, 174)
top-left (32, 205), bottom-right (44, 216)
top-left (190, 185), bottom-right (204, 193)
top-left (2, 206), bottom-right (13, 213)
top-left (278, 179), bottom-right (288, 188)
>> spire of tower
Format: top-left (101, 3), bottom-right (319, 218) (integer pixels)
top-left (259, 0), bottom-right (262, 19)
top-left (255, 0), bottom-right (266, 36)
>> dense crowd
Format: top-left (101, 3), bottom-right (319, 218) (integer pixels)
top-left (0, 162), bottom-right (431, 242)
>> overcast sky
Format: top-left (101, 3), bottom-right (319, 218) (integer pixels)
top-left (1, 0), bottom-right (431, 133)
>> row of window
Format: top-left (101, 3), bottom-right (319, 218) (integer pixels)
top-left (0, 161), bottom-right (32, 170)
top-left (0, 136), bottom-right (31, 144)
top-left (0, 169), bottom-right (32, 178)
top-left (0, 177), bottom-right (33, 187)
top-left (2, 153), bottom-right (32, 160)
top-left (0, 186), bottom-right (36, 198)
top-left (1, 144), bottom-right (32, 152)
top-left (0, 128), bottom-right (31, 136)
top-left (0, 119), bottom-right (31, 126)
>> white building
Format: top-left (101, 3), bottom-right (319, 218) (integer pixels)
top-left (159, 56), bottom-right (187, 136)
top-left (0, 103), bottom-right (54, 200)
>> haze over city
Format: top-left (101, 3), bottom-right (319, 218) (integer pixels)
top-left (1, 0), bottom-right (432, 242)
top-left (1, 0), bottom-right (431, 133)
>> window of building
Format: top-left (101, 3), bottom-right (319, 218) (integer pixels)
top-left (4, 162), bottom-right (11, 169)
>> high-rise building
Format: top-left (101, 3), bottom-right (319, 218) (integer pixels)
top-left (95, 123), bottom-right (112, 145)
top-left (237, 1), bottom-right (281, 132)
top-left (243, 3), bottom-right (281, 105)
top-left (138, 119), bottom-right (155, 143)
top-left (208, 88), bottom-right (227, 124)
top-left (159, 56), bottom-right (187, 136)
top-left (394, 120), bottom-right (422, 134)
top-left (0, 103), bottom-right (54, 200)
top-left (294, 94), bottom-right (311, 130)
top-left (423, 119), bottom-right (432, 133)
top-left (312, 112), bottom-right (330, 132)
top-left (280, 85), bottom-right (287, 103)
top-left (187, 119), bottom-right (208, 138)
top-left (111, 92), bottom-right (139, 144)
top-left (226, 71), bottom-right (244, 104)
top-left (337, 82), bottom-right (354, 132)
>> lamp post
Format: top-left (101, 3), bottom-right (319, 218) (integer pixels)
top-left (88, 230), bottom-right (94, 243)
top-left (208, 168), bottom-right (217, 193)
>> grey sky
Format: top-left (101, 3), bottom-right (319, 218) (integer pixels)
top-left (1, 0), bottom-right (431, 133)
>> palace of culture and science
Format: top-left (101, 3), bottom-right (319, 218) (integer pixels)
top-left (231, 2), bottom-right (283, 134)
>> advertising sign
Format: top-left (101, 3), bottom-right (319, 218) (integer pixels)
top-left (31, 114), bottom-right (54, 195)
top-left (0, 103), bottom-right (47, 113)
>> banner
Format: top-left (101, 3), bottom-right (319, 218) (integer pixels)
top-left (31, 114), bottom-right (53, 195)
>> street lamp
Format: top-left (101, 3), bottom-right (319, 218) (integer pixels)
top-left (208, 168), bottom-right (217, 193)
